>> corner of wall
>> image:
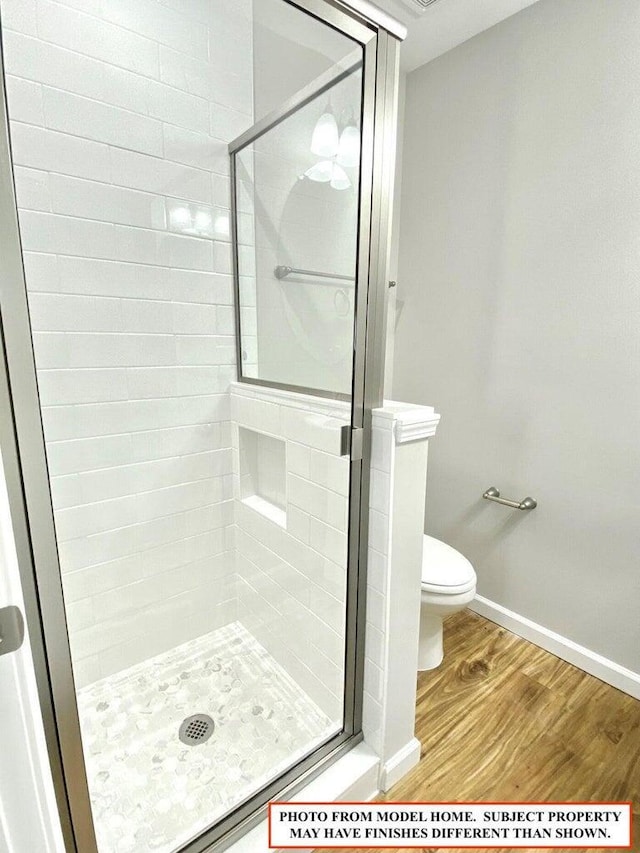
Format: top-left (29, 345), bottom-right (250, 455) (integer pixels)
top-left (363, 400), bottom-right (440, 791)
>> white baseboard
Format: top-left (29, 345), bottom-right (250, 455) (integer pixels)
top-left (379, 737), bottom-right (421, 792)
top-left (470, 595), bottom-right (640, 700)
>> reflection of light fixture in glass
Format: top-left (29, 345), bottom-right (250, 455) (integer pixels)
top-left (169, 203), bottom-right (220, 235)
top-left (330, 162), bottom-right (351, 190)
top-left (213, 213), bottom-right (230, 238)
top-left (307, 104), bottom-right (356, 191)
top-left (304, 160), bottom-right (351, 190)
top-left (169, 205), bottom-right (191, 230)
top-left (194, 210), bottom-right (213, 236)
top-left (337, 124), bottom-right (360, 168)
top-left (304, 160), bottom-right (334, 182)
top-left (310, 103), bottom-right (339, 158)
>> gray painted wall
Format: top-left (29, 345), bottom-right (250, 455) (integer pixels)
top-left (393, 0), bottom-right (640, 672)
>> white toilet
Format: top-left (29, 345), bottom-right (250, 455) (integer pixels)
top-left (419, 534), bottom-right (477, 670)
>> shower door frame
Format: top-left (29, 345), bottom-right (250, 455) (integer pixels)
top-left (0, 0), bottom-right (401, 850)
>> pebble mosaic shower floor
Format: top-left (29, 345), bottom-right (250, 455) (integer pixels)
top-left (77, 622), bottom-right (337, 853)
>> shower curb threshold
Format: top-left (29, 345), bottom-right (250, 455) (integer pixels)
top-left (223, 742), bottom-right (380, 853)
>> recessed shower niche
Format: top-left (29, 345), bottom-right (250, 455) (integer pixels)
top-left (238, 427), bottom-right (287, 527)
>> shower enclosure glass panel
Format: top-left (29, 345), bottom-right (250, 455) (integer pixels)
top-left (234, 64), bottom-right (363, 395)
top-left (0, 0), bottom-right (379, 850)
top-left (252, 0), bottom-right (363, 122)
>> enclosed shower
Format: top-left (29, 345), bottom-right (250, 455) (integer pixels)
top-left (0, 0), bottom-right (400, 851)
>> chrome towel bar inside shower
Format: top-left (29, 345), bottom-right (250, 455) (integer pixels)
top-left (483, 486), bottom-right (537, 511)
top-left (274, 264), bottom-right (354, 283)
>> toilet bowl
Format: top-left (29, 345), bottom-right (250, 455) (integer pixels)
top-left (419, 535), bottom-right (477, 670)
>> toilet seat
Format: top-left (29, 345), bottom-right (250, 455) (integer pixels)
top-left (421, 535), bottom-right (476, 595)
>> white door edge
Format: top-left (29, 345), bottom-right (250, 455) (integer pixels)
top-left (0, 446), bottom-right (64, 853)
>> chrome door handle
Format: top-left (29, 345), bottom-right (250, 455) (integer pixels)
top-left (483, 486), bottom-right (537, 511)
top-left (0, 605), bottom-right (25, 657)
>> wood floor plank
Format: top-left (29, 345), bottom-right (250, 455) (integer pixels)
top-left (316, 610), bottom-right (640, 853)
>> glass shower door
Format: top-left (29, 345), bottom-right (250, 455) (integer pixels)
top-left (228, 15), bottom-right (367, 772)
top-left (233, 62), bottom-right (363, 397)
top-left (0, 0), bottom-right (395, 849)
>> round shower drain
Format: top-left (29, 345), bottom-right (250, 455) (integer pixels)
top-left (179, 713), bottom-right (215, 745)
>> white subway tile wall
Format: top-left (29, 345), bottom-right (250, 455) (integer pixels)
top-left (3, 0), bottom-right (253, 685)
top-left (231, 384), bottom-right (350, 722)
top-left (3, 0), bottom-right (387, 740)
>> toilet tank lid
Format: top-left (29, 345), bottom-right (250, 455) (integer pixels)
top-left (421, 535), bottom-right (476, 587)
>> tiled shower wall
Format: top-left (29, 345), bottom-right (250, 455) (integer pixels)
top-left (231, 383), bottom-right (350, 722)
top-left (2, 0), bottom-right (254, 685)
top-left (1, 0), bottom-right (378, 728)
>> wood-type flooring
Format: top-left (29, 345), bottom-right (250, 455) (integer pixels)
top-left (316, 610), bottom-right (640, 853)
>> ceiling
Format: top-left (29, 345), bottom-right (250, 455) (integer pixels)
top-left (373, 0), bottom-right (541, 72)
